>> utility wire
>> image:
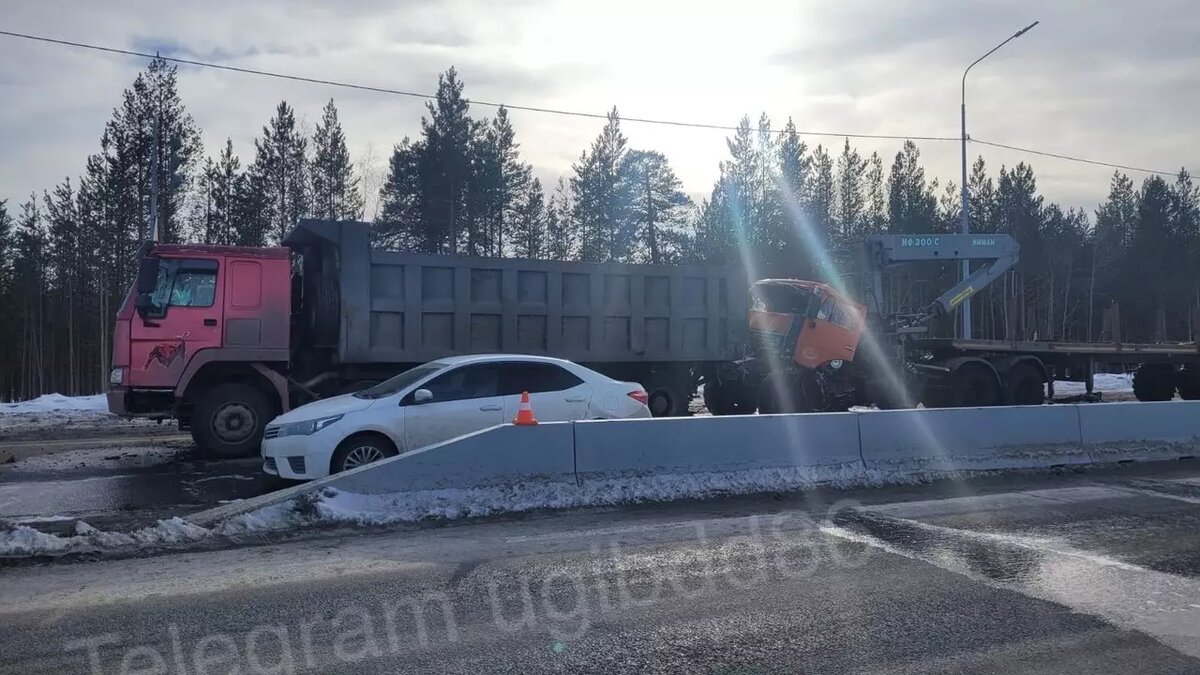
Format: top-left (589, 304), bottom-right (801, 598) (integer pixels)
top-left (0, 28), bottom-right (1184, 175)
top-left (971, 138), bottom-right (1176, 176)
top-left (0, 29), bottom-right (956, 141)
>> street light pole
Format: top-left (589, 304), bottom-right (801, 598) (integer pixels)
top-left (959, 20), bottom-right (1038, 340)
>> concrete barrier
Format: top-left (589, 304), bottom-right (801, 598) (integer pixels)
top-left (188, 422), bottom-right (576, 526)
top-left (324, 422), bottom-right (576, 494)
top-left (574, 412), bottom-right (863, 479)
top-left (859, 405), bottom-right (1088, 472)
top-left (1080, 401), bottom-right (1200, 463)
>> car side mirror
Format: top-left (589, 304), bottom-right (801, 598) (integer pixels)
top-left (413, 388), bottom-right (433, 404)
top-left (136, 257), bottom-right (160, 294)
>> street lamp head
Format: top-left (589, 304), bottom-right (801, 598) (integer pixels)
top-left (1014, 21), bottom-right (1039, 38)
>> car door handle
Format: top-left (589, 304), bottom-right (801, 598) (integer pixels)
top-left (204, 319), bottom-right (218, 326)
top-left (565, 397), bottom-right (587, 403)
top-left (479, 404), bottom-right (502, 411)
top-left (143, 320), bottom-right (160, 328)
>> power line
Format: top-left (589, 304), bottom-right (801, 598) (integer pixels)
top-left (0, 29), bottom-right (957, 142)
top-left (971, 138), bottom-right (1176, 177)
top-left (0, 29), bottom-right (1184, 176)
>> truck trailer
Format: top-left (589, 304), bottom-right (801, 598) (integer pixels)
top-left (107, 219), bottom-right (747, 457)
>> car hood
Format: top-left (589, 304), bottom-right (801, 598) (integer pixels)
top-left (271, 394), bottom-right (374, 424)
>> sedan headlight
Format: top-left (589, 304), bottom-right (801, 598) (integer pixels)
top-left (270, 414), bottom-right (344, 438)
top-left (109, 367), bottom-right (125, 385)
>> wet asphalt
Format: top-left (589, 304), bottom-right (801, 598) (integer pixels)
top-left (0, 442), bottom-right (285, 532)
top-left (3, 460), bottom-right (1200, 673)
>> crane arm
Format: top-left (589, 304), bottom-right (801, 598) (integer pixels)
top-left (859, 234), bottom-right (1020, 324)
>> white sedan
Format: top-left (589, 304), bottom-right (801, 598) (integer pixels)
top-left (261, 354), bottom-right (651, 480)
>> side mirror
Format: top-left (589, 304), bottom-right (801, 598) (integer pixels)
top-left (413, 388), bottom-right (433, 404)
top-left (135, 293), bottom-right (154, 311)
top-left (136, 257), bottom-right (160, 294)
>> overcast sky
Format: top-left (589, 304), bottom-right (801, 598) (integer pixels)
top-left (1, 1), bottom-right (1196, 220)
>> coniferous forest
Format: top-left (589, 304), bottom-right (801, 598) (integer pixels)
top-left (1, 59), bottom-right (1196, 400)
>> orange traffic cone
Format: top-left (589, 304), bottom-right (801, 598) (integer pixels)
top-left (513, 391), bottom-right (538, 425)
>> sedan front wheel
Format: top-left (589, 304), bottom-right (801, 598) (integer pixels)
top-left (331, 434), bottom-right (399, 474)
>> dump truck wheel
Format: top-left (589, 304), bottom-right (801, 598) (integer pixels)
top-left (191, 383), bottom-right (271, 458)
top-left (758, 371), bottom-right (819, 414)
top-left (1004, 364), bottom-right (1045, 405)
top-left (703, 380), bottom-right (755, 416)
top-left (1134, 364), bottom-right (1176, 402)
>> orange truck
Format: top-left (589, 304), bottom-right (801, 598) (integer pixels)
top-left (700, 234), bottom-right (1200, 415)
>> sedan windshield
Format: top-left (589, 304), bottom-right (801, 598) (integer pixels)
top-left (353, 362), bottom-right (447, 399)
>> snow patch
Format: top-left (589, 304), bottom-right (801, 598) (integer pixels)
top-left (0, 393), bottom-right (108, 414)
top-left (0, 517), bottom-right (211, 557)
top-left (1055, 372), bottom-right (1134, 396)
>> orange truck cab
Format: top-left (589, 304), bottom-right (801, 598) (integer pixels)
top-left (748, 279), bottom-right (865, 370)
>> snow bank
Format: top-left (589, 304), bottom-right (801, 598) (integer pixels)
top-left (0, 393), bottom-right (108, 414)
top-left (0, 518), bottom-right (210, 557)
top-left (221, 464), bottom-right (926, 531)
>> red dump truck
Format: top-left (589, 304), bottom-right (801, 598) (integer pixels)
top-left (108, 219), bottom-right (747, 457)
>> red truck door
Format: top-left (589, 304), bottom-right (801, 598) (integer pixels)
top-left (128, 257), bottom-right (224, 389)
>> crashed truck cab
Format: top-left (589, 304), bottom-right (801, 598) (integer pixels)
top-left (747, 279), bottom-right (865, 370)
top-left (108, 240), bottom-right (293, 456)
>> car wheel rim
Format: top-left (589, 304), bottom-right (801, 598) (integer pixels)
top-left (343, 446), bottom-right (385, 470)
top-left (212, 402), bottom-right (256, 443)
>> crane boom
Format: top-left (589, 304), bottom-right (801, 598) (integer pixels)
top-left (858, 233), bottom-right (1020, 324)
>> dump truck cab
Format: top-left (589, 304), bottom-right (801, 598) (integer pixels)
top-left (108, 242), bottom-right (293, 456)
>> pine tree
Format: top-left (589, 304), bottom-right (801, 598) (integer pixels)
top-left (44, 180), bottom-right (80, 394)
top-left (571, 107), bottom-right (630, 261)
top-left (544, 177), bottom-right (576, 261)
top-left (14, 197), bottom-right (48, 398)
top-left (104, 57), bottom-right (202, 243)
top-left (808, 144), bottom-right (836, 260)
top-left (0, 200), bottom-right (15, 397)
top-left (887, 141), bottom-right (938, 234)
top-left (864, 152), bottom-right (887, 236)
top-left (248, 101), bottom-right (309, 245)
top-left (835, 139), bottom-right (868, 245)
top-left (422, 68), bottom-right (474, 254)
top-left (619, 150), bottom-right (693, 263)
top-left (311, 99), bottom-right (364, 222)
top-left (509, 178), bottom-right (547, 259)
top-left (374, 137), bottom-right (425, 250)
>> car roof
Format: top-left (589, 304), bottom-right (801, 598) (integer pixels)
top-left (432, 353), bottom-right (580, 368)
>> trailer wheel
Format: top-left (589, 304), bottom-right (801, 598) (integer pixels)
top-left (191, 383), bottom-right (272, 458)
top-left (758, 371), bottom-right (820, 414)
top-left (949, 364), bottom-right (1001, 408)
top-left (1004, 364), bottom-right (1045, 406)
top-left (703, 380), bottom-right (755, 416)
top-left (1178, 368), bottom-right (1200, 400)
top-left (1134, 364), bottom-right (1176, 402)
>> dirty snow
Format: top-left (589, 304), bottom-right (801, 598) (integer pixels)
top-left (0, 393), bottom-right (108, 414)
top-left (0, 444), bottom-right (190, 472)
top-left (1054, 372), bottom-right (1134, 396)
top-left (0, 517), bottom-right (209, 557)
top-left (0, 392), bottom-right (165, 437)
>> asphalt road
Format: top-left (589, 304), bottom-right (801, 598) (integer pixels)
top-left (4, 461), bottom-right (1200, 673)
top-left (0, 442), bottom-right (285, 532)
